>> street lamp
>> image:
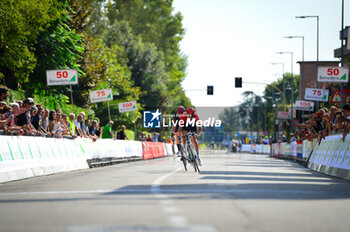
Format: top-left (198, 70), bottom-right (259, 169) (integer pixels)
top-left (276, 52), bottom-right (294, 132)
top-left (264, 96), bottom-right (273, 135)
top-left (296, 15), bottom-right (319, 109)
top-left (270, 62), bottom-right (285, 111)
top-left (284, 36), bottom-right (304, 100)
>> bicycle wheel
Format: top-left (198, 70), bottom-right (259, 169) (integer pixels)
top-left (187, 146), bottom-right (197, 172)
top-left (192, 151), bottom-right (200, 173)
top-left (182, 157), bottom-right (187, 171)
top-left (181, 146), bottom-right (187, 171)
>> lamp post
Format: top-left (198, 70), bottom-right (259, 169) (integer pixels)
top-left (285, 36), bottom-right (304, 99)
top-left (264, 96), bottom-right (273, 136)
top-left (341, 0), bottom-right (345, 106)
top-left (296, 15), bottom-right (319, 110)
top-left (270, 63), bottom-right (285, 111)
top-left (277, 52), bottom-right (294, 133)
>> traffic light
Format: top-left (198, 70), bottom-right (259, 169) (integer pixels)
top-left (207, 85), bottom-right (214, 95)
top-left (235, 77), bottom-right (242, 88)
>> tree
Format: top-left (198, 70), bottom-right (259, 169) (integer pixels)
top-left (0, 0), bottom-right (64, 89)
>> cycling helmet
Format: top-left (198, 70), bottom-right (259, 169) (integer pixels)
top-left (186, 107), bottom-right (195, 115)
top-left (177, 106), bottom-right (185, 114)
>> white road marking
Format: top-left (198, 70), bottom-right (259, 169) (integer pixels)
top-left (151, 167), bottom-right (182, 190)
top-left (164, 206), bottom-right (178, 213)
top-left (170, 216), bottom-right (188, 226)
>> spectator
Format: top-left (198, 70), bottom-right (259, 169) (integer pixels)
top-left (47, 110), bottom-right (56, 135)
top-left (30, 106), bottom-right (40, 131)
top-left (67, 113), bottom-right (76, 136)
top-left (146, 134), bottom-right (153, 142)
top-left (17, 100), bottom-right (23, 109)
top-left (117, 125), bottom-right (128, 140)
top-left (56, 109), bottom-right (62, 115)
top-left (0, 86), bottom-right (9, 101)
top-left (16, 98), bottom-right (40, 135)
top-left (16, 98), bottom-right (34, 127)
top-left (40, 109), bottom-right (49, 133)
top-left (0, 105), bottom-right (13, 132)
top-left (79, 112), bottom-right (87, 136)
top-left (95, 122), bottom-right (101, 138)
top-left (62, 114), bottom-right (69, 128)
top-left (52, 113), bottom-right (65, 138)
top-left (152, 132), bottom-right (159, 142)
top-left (75, 114), bottom-right (85, 137)
top-left (341, 104), bottom-right (350, 141)
top-left (329, 106), bottom-right (338, 124)
top-left (346, 97), bottom-right (350, 105)
top-left (139, 132), bottom-right (146, 141)
top-left (84, 118), bottom-right (91, 136)
top-left (0, 101), bottom-right (6, 107)
top-left (102, 121), bottom-right (114, 139)
top-left (89, 120), bottom-right (98, 136)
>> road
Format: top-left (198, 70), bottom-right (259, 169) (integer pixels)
top-left (1, 150), bottom-right (350, 232)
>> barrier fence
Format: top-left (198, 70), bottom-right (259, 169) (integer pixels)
top-left (0, 135), bottom-right (176, 183)
top-left (307, 134), bottom-right (350, 180)
top-left (2, 134), bottom-right (350, 183)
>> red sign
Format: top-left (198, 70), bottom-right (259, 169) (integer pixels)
top-left (330, 89), bottom-right (341, 103)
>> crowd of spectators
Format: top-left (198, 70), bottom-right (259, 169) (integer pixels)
top-left (1, 86), bottom-right (169, 143)
top-left (0, 86), bottom-right (115, 141)
top-left (293, 104), bottom-right (350, 144)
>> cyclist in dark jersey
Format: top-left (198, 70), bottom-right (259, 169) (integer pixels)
top-left (172, 106), bottom-right (186, 158)
top-left (179, 107), bottom-right (202, 166)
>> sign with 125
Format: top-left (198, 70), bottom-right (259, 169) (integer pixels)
top-left (46, 69), bottom-right (78, 86)
top-left (277, 111), bottom-right (290, 119)
top-left (305, 88), bottom-right (329, 102)
top-left (318, 67), bottom-right (348, 82)
top-left (118, 101), bottom-right (137, 113)
top-left (89, 89), bottom-right (113, 103)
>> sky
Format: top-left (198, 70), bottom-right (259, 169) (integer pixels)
top-left (173, 0), bottom-right (350, 107)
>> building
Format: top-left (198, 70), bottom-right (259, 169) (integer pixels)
top-left (297, 61), bottom-right (340, 100)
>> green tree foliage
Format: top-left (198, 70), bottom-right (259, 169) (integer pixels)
top-left (1, 0), bottom-right (191, 130)
top-left (0, 0), bottom-right (65, 89)
top-left (107, 0), bottom-right (190, 110)
top-left (219, 107), bottom-right (240, 132)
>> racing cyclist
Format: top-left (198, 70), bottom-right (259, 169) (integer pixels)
top-left (171, 106), bottom-right (186, 158)
top-left (179, 107), bottom-right (202, 166)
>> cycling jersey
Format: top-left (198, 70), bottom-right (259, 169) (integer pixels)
top-left (172, 115), bottom-right (181, 132)
top-left (180, 113), bottom-right (200, 132)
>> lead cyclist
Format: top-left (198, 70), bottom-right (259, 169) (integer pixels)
top-left (178, 107), bottom-right (202, 166)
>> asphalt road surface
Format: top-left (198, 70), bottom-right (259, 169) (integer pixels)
top-left (1, 150), bottom-right (350, 232)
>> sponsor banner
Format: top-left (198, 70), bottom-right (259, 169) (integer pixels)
top-left (142, 142), bottom-right (165, 160)
top-left (90, 89), bottom-right (113, 103)
top-left (241, 144), bottom-right (252, 152)
top-left (119, 101), bottom-right (137, 113)
top-left (305, 88), bottom-right (329, 102)
top-left (318, 67), bottom-right (348, 82)
top-left (295, 100), bottom-right (314, 111)
top-left (46, 69), bottom-right (78, 86)
top-left (277, 111), bottom-right (290, 119)
top-left (308, 134), bottom-right (350, 170)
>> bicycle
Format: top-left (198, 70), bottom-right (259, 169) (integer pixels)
top-left (180, 132), bottom-right (200, 173)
